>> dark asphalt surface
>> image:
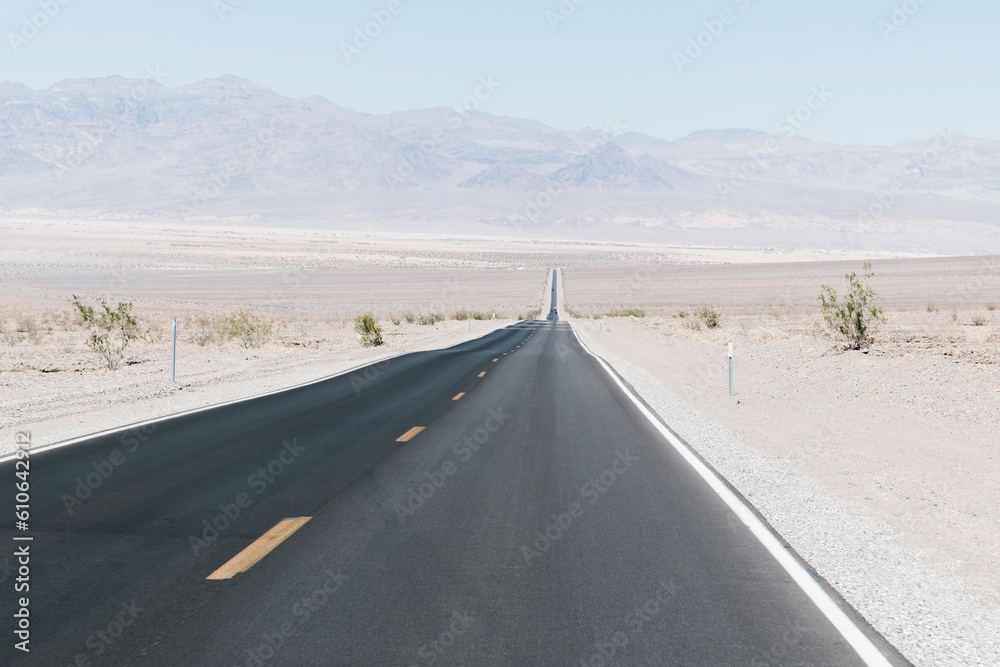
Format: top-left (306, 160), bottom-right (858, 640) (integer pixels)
top-left (1, 270), bottom-right (906, 665)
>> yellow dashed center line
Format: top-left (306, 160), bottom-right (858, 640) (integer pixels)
top-left (452, 393), bottom-right (466, 401)
top-left (396, 426), bottom-right (426, 442)
top-left (207, 517), bottom-right (311, 580)
top-left (493, 358), bottom-right (499, 362)
top-left (478, 372), bottom-right (486, 378)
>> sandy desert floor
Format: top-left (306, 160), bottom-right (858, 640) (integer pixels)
top-left (2, 220), bottom-right (999, 665)
top-left (568, 304), bottom-right (999, 665)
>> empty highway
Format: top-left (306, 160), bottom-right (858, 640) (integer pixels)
top-left (1, 270), bottom-right (906, 665)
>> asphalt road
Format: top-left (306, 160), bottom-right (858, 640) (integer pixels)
top-left (1, 270), bottom-right (906, 665)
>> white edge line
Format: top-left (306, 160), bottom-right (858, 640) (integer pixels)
top-left (570, 324), bottom-right (892, 667)
top-left (0, 326), bottom-right (511, 465)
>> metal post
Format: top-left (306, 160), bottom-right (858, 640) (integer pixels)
top-left (728, 341), bottom-right (733, 396)
top-left (171, 319), bottom-right (177, 383)
top-left (469, 317), bottom-right (472, 331)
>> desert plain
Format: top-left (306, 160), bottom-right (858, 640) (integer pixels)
top-left (1, 219), bottom-right (999, 664)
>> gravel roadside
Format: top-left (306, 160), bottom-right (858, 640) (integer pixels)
top-left (573, 320), bottom-right (1000, 667)
top-left (0, 319), bottom-right (514, 457)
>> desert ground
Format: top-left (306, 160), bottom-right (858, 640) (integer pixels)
top-left (2, 219), bottom-right (999, 664)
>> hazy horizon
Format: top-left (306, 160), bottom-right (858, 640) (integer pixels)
top-left (4, 1), bottom-right (999, 146)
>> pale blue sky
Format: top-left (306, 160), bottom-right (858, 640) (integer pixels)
top-left (3, 0), bottom-right (997, 145)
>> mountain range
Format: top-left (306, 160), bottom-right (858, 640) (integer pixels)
top-left (1, 75), bottom-right (998, 252)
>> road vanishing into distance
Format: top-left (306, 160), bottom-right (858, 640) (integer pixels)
top-left (2, 270), bottom-right (908, 666)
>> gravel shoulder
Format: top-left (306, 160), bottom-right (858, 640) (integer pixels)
top-left (0, 319), bottom-right (514, 457)
top-left (572, 313), bottom-right (1000, 667)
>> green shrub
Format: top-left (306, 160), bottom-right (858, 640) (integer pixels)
top-left (354, 313), bottom-right (384, 346)
top-left (696, 307), bottom-right (721, 329)
top-left (518, 309), bottom-right (542, 321)
top-left (71, 296), bottom-right (146, 369)
top-left (418, 313), bottom-right (445, 326)
top-left (404, 312), bottom-right (417, 324)
top-left (454, 309), bottom-right (490, 321)
top-left (191, 316), bottom-right (216, 346)
top-left (607, 307), bottom-right (645, 318)
top-left (817, 263), bottom-right (886, 350)
top-left (217, 310), bottom-right (274, 349)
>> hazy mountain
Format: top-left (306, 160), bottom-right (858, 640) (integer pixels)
top-left (459, 163), bottom-right (551, 191)
top-left (549, 142), bottom-right (672, 191)
top-left (1, 75), bottom-right (999, 252)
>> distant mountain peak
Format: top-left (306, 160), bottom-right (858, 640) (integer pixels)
top-left (549, 141), bottom-right (673, 191)
top-left (459, 162), bottom-right (550, 191)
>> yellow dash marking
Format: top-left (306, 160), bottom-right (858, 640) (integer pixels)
top-left (478, 372), bottom-right (486, 378)
top-left (207, 517), bottom-right (311, 580)
top-left (493, 358), bottom-right (499, 362)
top-left (397, 426), bottom-right (426, 442)
top-left (452, 393), bottom-right (465, 401)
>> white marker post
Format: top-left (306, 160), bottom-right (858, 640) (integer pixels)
top-left (171, 319), bottom-right (177, 383)
top-left (728, 341), bottom-right (734, 397)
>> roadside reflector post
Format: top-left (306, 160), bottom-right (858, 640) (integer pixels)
top-left (171, 319), bottom-right (177, 383)
top-left (728, 341), bottom-right (733, 397)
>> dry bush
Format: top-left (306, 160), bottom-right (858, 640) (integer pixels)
top-left (817, 263), bottom-right (886, 350)
top-left (354, 313), bottom-right (384, 347)
top-left (607, 307), bottom-right (645, 318)
top-left (217, 310), bottom-right (274, 348)
top-left (71, 297), bottom-right (146, 370)
top-left (191, 316), bottom-right (216, 346)
top-left (16, 316), bottom-right (41, 343)
top-left (418, 313), bottom-right (445, 325)
top-left (695, 307), bottom-right (721, 329)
